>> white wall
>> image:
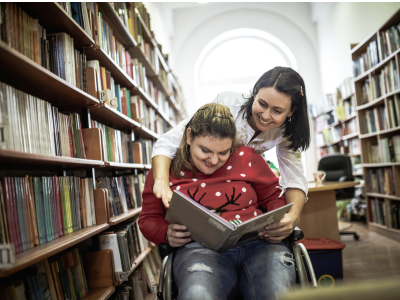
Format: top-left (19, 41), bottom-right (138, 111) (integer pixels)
top-left (313, 2), bottom-right (400, 94)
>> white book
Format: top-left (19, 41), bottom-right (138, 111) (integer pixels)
top-left (88, 179), bottom-right (96, 225)
top-left (99, 234), bottom-right (123, 272)
top-left (393, 135), bottom-right (400, 162)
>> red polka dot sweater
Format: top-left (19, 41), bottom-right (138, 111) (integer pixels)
top-left (138, 145), bottom-right (286, 245)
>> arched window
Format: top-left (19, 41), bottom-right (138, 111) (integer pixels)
top-left (194, 28), bottom-right (305, 175)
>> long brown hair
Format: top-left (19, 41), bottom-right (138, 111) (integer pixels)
top-left (171, 103), bottom-right (238, 179)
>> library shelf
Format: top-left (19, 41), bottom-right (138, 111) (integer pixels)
top-left (0, 223), bottom-right (109, 278)
top-left (90, 103), bottom-right (142, 132)
top-left (368, 222), bottom-right (400, 242)
top-left (339, 113), bottom-right (358, 123)
top-left (356, 97), bottom-right (385, 111)
top-left (320, 139), bottom-right (341, 147)
top-left (97, 2), bottom-right (138, 48)
top-left (315, 121), bottom-right (340, 134)
top-left (115, 246), bottom-right (152, 286)
top-left (18, 2), bottom-right (95, 48)
top-left (313, 106), bottom-right (336, 119)
top-left (366, 193), bottom-right (400, 200)
top-left (342, 132), bottom-right (359, 140)
top-left (354, 48), bottom-right (400, 83)
top-left (363, 162), bottom-right (400, 167)
top-left (83, 286), bottom-right (115, 300)
top-left (109, 208), bottom-right (142, 226)
top-left (0, 41), bottom-right (99, 110)
top-left (353, 172), bottom-right (364, 176)
top-left (359, 132), bottom-right (379, 139)
top-left (136, 86), bottom-right (159, 110)
top-left (152, 73), bottom-right (172, 96)
top-left (137, 126), bottom-right (160, 140)
top-left (105, 162), bottom-right (147, 169)
top-left (129, 45), bottom-right (157, 77)
top-left (144, 164), bottom-right (152, 169)
top-left (158, 109), bottom-right (176, 128)
top-left (350, 30), bottom-right (378, 56)
top-left (84, 45), bottom-right (138, 89)
top-left (155, 46), bottom-right (170, 73)
top-left (0, 149), bottom-right (105, 170)
top-left (169, 95), bottom-right (182, 112)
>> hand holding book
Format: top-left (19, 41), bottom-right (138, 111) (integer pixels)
top-left (166, 224), bottom-right (191, 248)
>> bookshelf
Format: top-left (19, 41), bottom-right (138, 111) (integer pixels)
top-left (0, 2), bottom-right (185, 299)
top-left (351, 8), bottom-right (400, 242)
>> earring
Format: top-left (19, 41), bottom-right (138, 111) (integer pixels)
top-left (288, 117), bottom-right (291, 123)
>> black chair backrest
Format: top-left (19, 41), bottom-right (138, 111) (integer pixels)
top-left (318, 154), bottom-right (355, 200)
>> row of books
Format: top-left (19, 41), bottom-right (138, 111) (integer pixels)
top-left (110, 250), bottom-right (161, 300)
top-left (313, 112), bottom-right (337, 133)
top-left (65, 2), bottom-right (95, 41)
top-left (353, 40), bottom-right (379, 77)
top-left (360, 60), bottom-right (399, 103)
top-left (365, 167), bottom-right (395, 195)
top-left (316, 144), bottom-right (340, 161)
top-left (315, 126), bottom-right (341, 147)
top-left (308, 93), bottom-right (337, 118)
top-left (347, 138), bottom-right (361, 156)
top-left (336, 96), bottom-right (356, 121)
top-left (0, 176), bottom-right (95, 254)
top-left (350, 156), bottom-right (362, 173)
top-left (361, 105), bottom-right (389, 134)
top-left (387, 94), bottom-right (400, 128)
top-left (0, 82), bottom-right (86, 158)
top-left (337, 77), bottom-right (355, 101)
top-left (0, 248), bottom-right (88, 300)
top-left (368, 197), bottom-right (386, 226)
top-left (343, 118), bottom-right (358, 136)
top-left (0, 3), bottom-right (87, 91)
top-left (95, 175), bottom-right (144, 218)
top-left (380, 23), bottom-right (400, 60)
top-left (99, 220), bottom-right (148, 273)
top-left (388, 200), bottom-right (400, 229)
top-left (375, 135), bottom-right (400, 163)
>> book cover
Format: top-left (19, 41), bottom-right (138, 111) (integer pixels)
top-left (166, 191), bottom-right (293, 252)
top-left (99, 233), bottom-right (123, 272)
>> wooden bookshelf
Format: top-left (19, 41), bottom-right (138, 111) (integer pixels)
top-left (352, 7), bottom-right (400, 242)
top-left (115, 246), bottom-right (152, 286)
top-left (83, 287), bottom-right (115, 300)
top-left (18, 2), bottom-right (95, 48)
top-left (0, 223), bottom-right (109, 278)
top-left (0, 41), bottom-right (99, 110)
top-left (0, 2), bottom-right (185, 298)
top-left (109, 208), bottom-right (142, 226)
top-left (0, 149), bottom-right (105, 169)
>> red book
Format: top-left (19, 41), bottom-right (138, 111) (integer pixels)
top-left (121, 89), bottom-right (128, 116)
top-left (125, 51), bottom-right (132, 78)
top-left (9, 178), bottom-right (22, 254)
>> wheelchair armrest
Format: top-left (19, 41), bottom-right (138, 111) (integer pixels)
top-left (288, 227), bottom-right (304, 242)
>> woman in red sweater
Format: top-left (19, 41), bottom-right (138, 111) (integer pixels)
top-left (139, 103), bottom-right (295, 299)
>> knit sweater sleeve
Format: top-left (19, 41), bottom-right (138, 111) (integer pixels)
top-left (138, 170), bottom-right (170, 245)
top-left (250, 149), bottom-right (286, 212)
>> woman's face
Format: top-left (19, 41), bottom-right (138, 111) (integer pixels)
top-left (186, 129), bottom-right (233, 176)
top-left (249, 87), bottom-right (295, 132)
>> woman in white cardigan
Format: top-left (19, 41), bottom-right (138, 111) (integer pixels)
top-left (152, 66), bottom-right (311, 243)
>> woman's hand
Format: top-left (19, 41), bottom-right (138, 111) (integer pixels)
top-left (167, 224), bottom-right (191, 247)
top-left (258, 211), bottom-right (298, 243)
top-left (153, 179), bottom-right (173, 208)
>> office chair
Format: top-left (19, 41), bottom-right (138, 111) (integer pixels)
top-left (156, 228), bottom-right (318, 300)
top-left (318, 154), bottom-right (360, 240)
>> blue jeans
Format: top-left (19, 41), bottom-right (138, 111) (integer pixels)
top-left (173, 239), bottom-right (296, 300)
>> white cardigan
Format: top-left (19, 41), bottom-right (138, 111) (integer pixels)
top-left (152, 91), bottom-right (308, 201)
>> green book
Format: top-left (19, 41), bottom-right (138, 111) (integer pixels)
top-left (126, 89), bottom-right (131, 118)
top-left (33, 177), bottom-right (46, 245)
top-left (43, 177), bottom-right (54, 242)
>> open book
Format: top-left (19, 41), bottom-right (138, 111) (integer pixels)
top-left (165, 191), bottom-right (293, 252)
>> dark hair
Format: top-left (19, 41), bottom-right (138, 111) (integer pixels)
top-left (240, 66), bottom-right (310, 152)
top-left (171, 103), bottom-right (239, 179)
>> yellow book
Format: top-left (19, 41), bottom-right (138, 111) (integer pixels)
top-left (64, 177), bottom-right (73, 234)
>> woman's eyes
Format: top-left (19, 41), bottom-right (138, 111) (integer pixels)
top-left (274, 109), bottom-right (283, 114)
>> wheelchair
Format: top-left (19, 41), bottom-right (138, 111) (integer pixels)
top-left (156, 227), bottom-right (318, 300)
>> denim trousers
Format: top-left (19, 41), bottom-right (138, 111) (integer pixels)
top-left (173, 239), bottom-right (296, 300)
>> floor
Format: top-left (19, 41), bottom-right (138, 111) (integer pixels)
top-left (339, 220), bottom-right (400, 283)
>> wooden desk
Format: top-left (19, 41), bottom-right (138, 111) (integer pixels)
top-left (297, 181), bottom-right (358, 241)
